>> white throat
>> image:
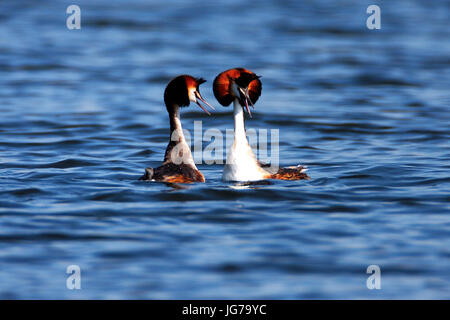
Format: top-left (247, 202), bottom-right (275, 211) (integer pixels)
top-left (222, 99), bottom-right (267, 181)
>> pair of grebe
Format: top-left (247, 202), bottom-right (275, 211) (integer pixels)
top-left (140, 68), bottom-right (309, 183)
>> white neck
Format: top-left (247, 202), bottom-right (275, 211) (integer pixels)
top-left (172, 109), bottom-right (186, 142)
top-left (233, 99), bottom-right (246, 140)
top-left (222, 99), bottom-right (267, 181)
top-left (167, 107), bottom-right (196, 168)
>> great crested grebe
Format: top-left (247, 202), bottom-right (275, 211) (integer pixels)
top-left (140, 75), bottom-right (214, 183)
top-left (213, 68), bottom-right (309, 182)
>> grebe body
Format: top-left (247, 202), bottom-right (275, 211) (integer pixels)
top-left (213, 68), bottom-right (309, 182)
top-left (140, 75), bottom-right (213, 183)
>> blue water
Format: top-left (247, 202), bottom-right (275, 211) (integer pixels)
top-left (0, 0), bottom-right (449, 299)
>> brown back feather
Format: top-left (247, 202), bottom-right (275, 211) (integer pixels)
top-left (268, 167), bottom-right (310, 181)
top-left (141, 163), bottom-right (205, 183)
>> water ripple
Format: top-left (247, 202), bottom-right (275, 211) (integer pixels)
top-left (0, 0), bottom-right (448, 300)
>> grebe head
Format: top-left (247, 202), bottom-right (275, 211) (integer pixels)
top-left (213, 68), bottom-right (262, 116)
top-left (164, 75), bottom-right (214, 115)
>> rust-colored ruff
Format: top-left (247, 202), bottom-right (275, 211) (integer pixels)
top-left (213, 68), bottom-right (262, 106)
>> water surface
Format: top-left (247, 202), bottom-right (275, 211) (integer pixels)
top-left (0, 0), bottom-right (449, 299)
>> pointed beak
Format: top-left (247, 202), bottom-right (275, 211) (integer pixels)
top-left (195, 91), bottom-right (215, 115)
top-left (239, 88), bottom-right (254, 118)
